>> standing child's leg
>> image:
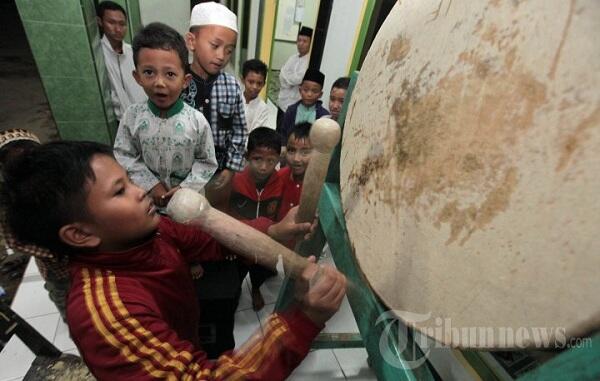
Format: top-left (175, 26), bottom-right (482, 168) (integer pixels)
top-left (248, 264), bottom-right (277, 311)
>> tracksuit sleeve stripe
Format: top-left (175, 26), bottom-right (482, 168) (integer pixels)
top-left (80, 268), bottom-right (313, 380)
top-left (82, 268), bottom-right (174, 378)
top-left (84, 269), bottom-right (204, 379)
top-left (213, 315), bottom-right (290, 380)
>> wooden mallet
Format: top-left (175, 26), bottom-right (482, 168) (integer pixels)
top-left (166, 118), bottom-right (341, 279)
top-left (295, 118), bottom-right (342, 224)
top-left (166, 189), bottom-right (313, 280)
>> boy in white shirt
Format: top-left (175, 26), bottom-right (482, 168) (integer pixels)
top-left (241, 59), bottom-right (271, 133)
top-left (113, 23), bottom-right (217, 208)
top-left (96, 1), bottom-right (146, 120)
top-left (277, 26), bottom-right (312, 128)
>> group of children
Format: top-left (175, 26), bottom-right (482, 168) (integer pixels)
top-left (1, 2), bottom-right (353, 380)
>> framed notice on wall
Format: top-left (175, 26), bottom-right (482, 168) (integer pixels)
top-left (295, 0), bottom-right (305, 23)
top-left (275, 0), bottom-right (299, 41)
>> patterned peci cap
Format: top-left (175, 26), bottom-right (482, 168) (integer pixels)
top-left (0, 129), bottom-right (41, 150)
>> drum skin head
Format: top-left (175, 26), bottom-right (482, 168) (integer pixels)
top-left (340, 0), bottom-right (599, 348)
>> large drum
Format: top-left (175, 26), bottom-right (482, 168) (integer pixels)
top-left (340, 0), bottom-right (599, 348)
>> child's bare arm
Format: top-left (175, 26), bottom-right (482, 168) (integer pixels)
top-left (267, 206), bottom-right (313, 242)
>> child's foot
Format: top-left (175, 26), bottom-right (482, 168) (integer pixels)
top-left (251, 288), bottom-right (265, 311)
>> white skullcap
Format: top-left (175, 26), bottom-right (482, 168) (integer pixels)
top-left (190, 2), bottom-right (238, 33)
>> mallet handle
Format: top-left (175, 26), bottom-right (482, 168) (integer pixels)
top-left (295, 118), bottom-right (342, 223)
top-left (167, 190), bottom-right (310, 279)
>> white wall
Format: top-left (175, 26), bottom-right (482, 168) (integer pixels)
top-left (246, 0), bottom-right (261, 59)
top-left (270, 0), bottom-right (320, 71)
top-left (139, 0), bottom-right (190, 38)
top-left (320, 0), bottom-right (364, 105)
top-left (301, 0), bottom-right (320, 29)
top-left (270, 41), bottom-right (298, 70)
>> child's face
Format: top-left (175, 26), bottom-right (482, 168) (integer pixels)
top-left (286, 135), bottom-right (312, 178)
top-left (246, 147), bottom-right (279, 183)
top-left (186, 26), bottom-right (237, 78)
top-left (329, 87), bottom-right (347, 121)
top-left (299, 81), bottom-right (323, 107)
top-left (297, 35), bottom-right (311, 56)
top-left (133, 48), bottom-right (190, 111)
top-left (242, 71), bottom-right (266, 101)
top-left (83, 155), bottom-right (160, 251)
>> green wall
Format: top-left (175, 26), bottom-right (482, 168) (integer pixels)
top-left (15, 0), bottom-right (140, 143)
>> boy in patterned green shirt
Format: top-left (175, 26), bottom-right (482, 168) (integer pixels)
top-left (114, 23), bottom-right (217, 209)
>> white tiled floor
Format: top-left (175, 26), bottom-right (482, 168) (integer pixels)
top-left (1, 254), bottom-right (376, 381)
top-left (235, 254), bottom-right (376, 380)
top-left (0, 313), bottom-right (60, 381)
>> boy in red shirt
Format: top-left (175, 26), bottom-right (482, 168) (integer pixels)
top-left (278, 122), bottom-right (313, 221)
top-left (230, 127), bottom-right (284, 310)
top-left (3, 141), bottom-right (346, 381)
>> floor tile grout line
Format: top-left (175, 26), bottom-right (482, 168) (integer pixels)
top-left (51, 315), bottom-right (62, 344)
top-left (61, 346), bottom-right (77, 354)
top-left (331, 349), bottom-right (349, 380)
top-left (21, 310), bottom-right (61, 322)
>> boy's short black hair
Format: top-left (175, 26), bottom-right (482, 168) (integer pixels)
top-left (96, 1), bottom-right (127, 19)
top-left (332, 76), bottom-right (350, 90)
top-left (242, 59), bottom-right (267, 79)
top-left (247, 127), bottom-right (282, 155)
top-left (2, 141), bottom-right (113, 255)
top-left (288, 122), bottom-right (312, 142)
top-left (0, 140), bottom-right (39, 167)
top-left (132, 22), bottom-right (188, 69)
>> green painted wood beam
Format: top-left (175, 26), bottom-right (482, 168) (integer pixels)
top-left (348, 0), bottom-right (376, 73)
top-left (318, 183), bottom-right (437, 381)
top-left (311, 333), bottom-right (364, 349)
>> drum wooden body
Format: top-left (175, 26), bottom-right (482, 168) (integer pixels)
top-left (340, 0), bottom-right (599, 348)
